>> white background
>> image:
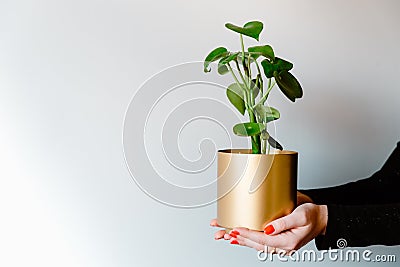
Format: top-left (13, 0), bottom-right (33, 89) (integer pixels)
top-left (1, 0), bottom-right (399, 266)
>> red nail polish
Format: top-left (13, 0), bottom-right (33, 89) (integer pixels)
top-left (264, 225), bottom-right (275, 235)
top-left (231, 230), bottom-right (240, 235)
top-left (229, 232), bottom-right (237, 238)
top-left (230, 239), bottom-right (239, 245)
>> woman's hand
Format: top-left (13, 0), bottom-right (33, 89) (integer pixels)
top-left (211, 203), bottom-right (328, 253)
top-left (211, 191), bottom-right (314, 242)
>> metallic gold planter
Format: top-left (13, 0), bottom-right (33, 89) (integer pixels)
top-left (217, 149), bottom-right (298, 231)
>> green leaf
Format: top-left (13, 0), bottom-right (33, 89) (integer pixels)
top-left (261, 59), bottom-right (275, 78)
top-left (204, 47), bottom-right (228, 72)
top-left (248, 52), bottom-right (262, 60)
top-left (261, 57), bottom-right (293, 78)
top-left (248, 45), bottom-right (275, 60)
top-left (233, 122), bottom-right (265, 136)
top-left (274, 71), bottom-right (303, 102)
top-left (226, 83), bottom-right (246, 115)
top-left (225, 21), bottom-right (263, 41)
top-left (274, 57), bottom-right (293, 72)
top-left (254, 105), bottom-right (280, 123)
top-left (217, 63), bottom-right (229, 75)
top-left (268, 136), bottom-right (283, 150)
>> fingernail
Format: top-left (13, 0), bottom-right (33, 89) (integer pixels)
top-left (229, 232), bottom-right (237, 238)
top-left (229, 230), bottom-right (240, 238)
top-left (264, 225), bottom-right (275, 235)
top-left (230, 239), bottom-right (239, 245)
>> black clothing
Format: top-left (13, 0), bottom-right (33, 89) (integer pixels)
top-left (300, 142), bottom-right (400, 249)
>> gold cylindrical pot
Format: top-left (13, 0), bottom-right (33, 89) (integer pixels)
top-left (217, 149), bottom-right (298, 231)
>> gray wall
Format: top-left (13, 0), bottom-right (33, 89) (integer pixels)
top-left (0, 0), bottom-right (399, 266)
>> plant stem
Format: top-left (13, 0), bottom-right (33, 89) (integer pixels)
top-left (261, 137), bottom-right (266, 154)
top-left (260, 124), bottom-right (268, 154)
top-left (234, 60), bottom-right (250, 91)
top-left (255, 59), bottom-right (262, 76)
top-left (240, 34), bottom-right (245, 65)
top-left (248, 107), bottom-right (255, 122)
top-left (228, 64), bottom-right (253, 114)
top-left (247, 53), bottom-right (252, 85)
top-left (227, 64), bottom-right (242, 88)
top-left (254, 60), bottom-right (264, 96)
top-left (251, 136), bottom-right (260, 154)
top-left (239, 34), bottom-right (260, 154)
top-left (248, 104), bottom-right (260, 154)
top-left (243, 89), bottom-right (252, 113)
top-left (249, 89), bottom-right (254, 107)
top-left (254, 77), bottom-right (260, 108)
top-left (254, 79), bottom-right (276, 107)
top-left (240, 34), bottom-right (250, 83)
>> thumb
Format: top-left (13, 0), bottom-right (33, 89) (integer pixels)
top-left (264, 211), bottom-right (305, 235)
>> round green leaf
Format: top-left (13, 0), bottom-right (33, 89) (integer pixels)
top-left (204, 47), bottom-right (228, 72)
top-left (248, 45), bottom-right (275, 60)
top-left (274, 71), bottom-right (303, 102)
top-left (226, 83), bottom-right (245, 115)
top-left (225, 21), bottom-right (263, 41)
top-left (254, 105), bottom-right (280, 123)
top-left (217, 63), bottom-right (229, 75)
top-left (233, 122), bottom-right (265, 136)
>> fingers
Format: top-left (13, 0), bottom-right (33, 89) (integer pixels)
top-left (223, 233), bottom-right (231, 240)
top-left (211, 217), bottom-right (304, 252)
top-left (231, 227), bottom-right (286, 248)
top-left (210, 219), bottom-right (230, 240)
top-left (228, 231), bottom-right (286, 253)
top-left (230, 234), bottom-right (264, 251)
top-left (214, 229), bottom-right (227, 240)
top-left (264, 209), bottom-right (307, 235)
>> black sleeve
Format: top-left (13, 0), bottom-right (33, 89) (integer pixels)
top-left (299, 141), bottom-right (400, 249)
top-left (300, 141), bottom-right (400, 205)
top-left (315, 203), bottom-right (400, 249)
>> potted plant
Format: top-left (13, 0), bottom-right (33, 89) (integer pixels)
top-left (204, 21), bottom-right (303, 231)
